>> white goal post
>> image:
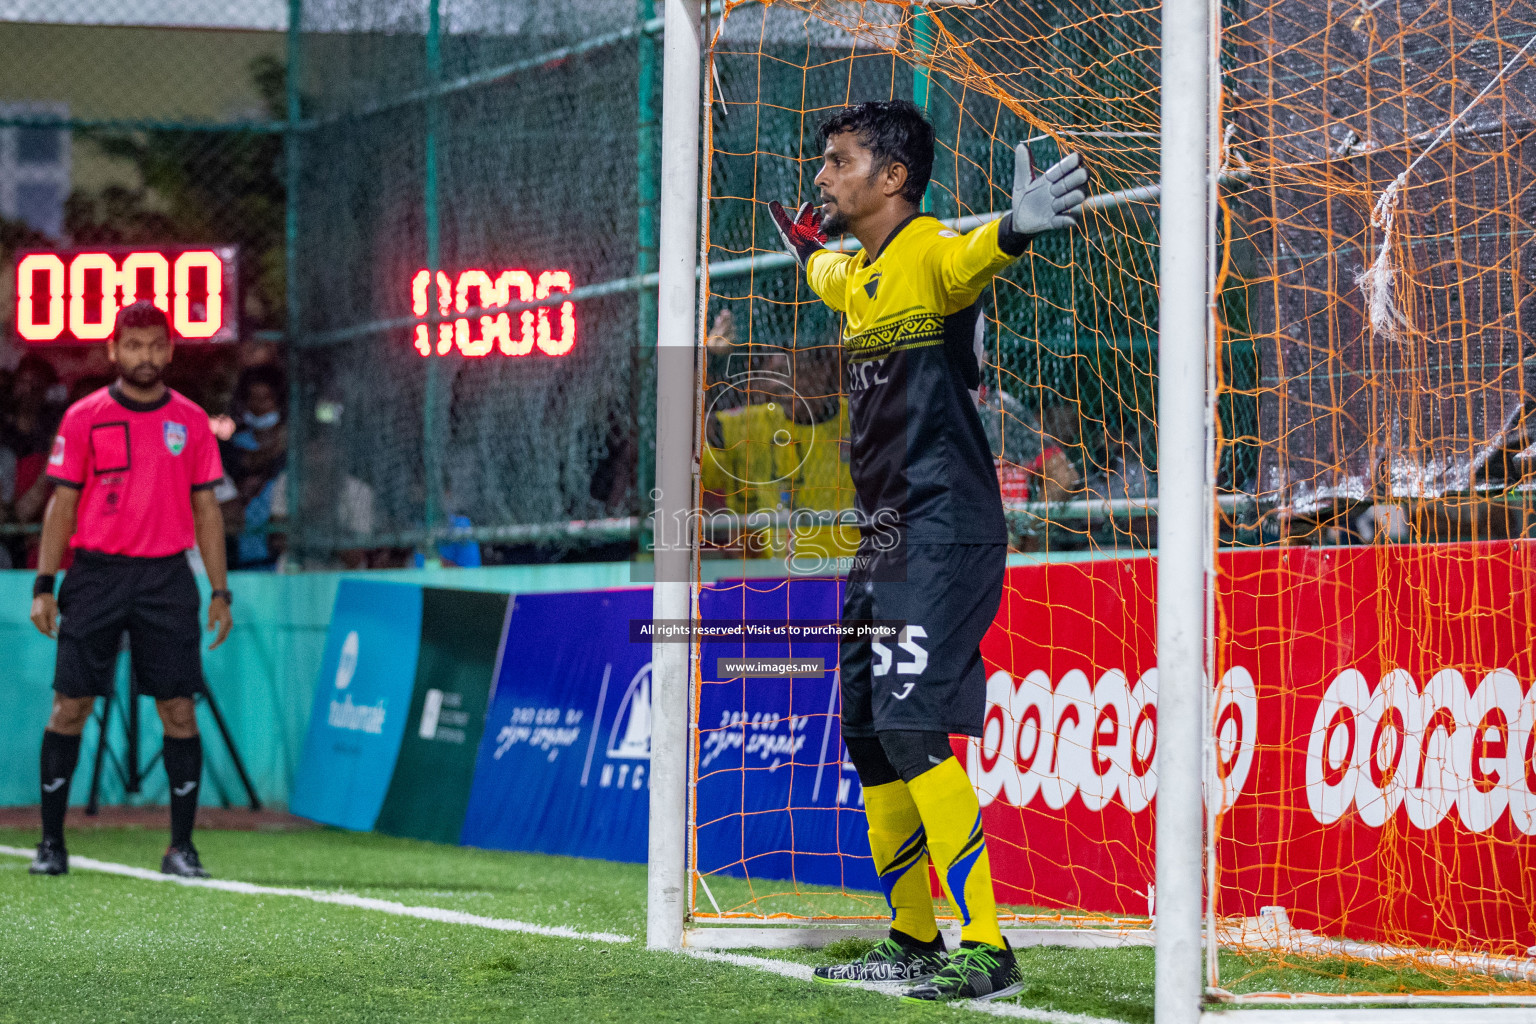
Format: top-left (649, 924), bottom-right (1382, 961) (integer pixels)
top-left (1153, 0), bottom-right (1211, 1020)
top-left (645, 3), bottom-right (1536, 1021)
top-left (647, 0), bottom-right (702, 953)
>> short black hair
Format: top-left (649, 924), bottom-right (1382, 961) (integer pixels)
top-left (14, 352), bottom-right (58, 386)
top-left (113, 299), bottom-right (171, 341)
top-left (819, 100), bottom-right (934, 205)
top-left (236, 363), bottom-right (288, 409)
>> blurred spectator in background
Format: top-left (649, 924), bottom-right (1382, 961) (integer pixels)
top-left (977, 385), bottom-right (1040, 505)
top-left (68, 374), bottom-right (115, 405)
top-left (415, 512), bottom-right (483, 569)
top-left (701, 337), bottom-right (855, 563)
top-left (1085, 422), bottom-right (1157, 502)
top-left (222, 364), bottom-right (289, 568)
top-left (269, 429), bottom-right (377, 570)
top-left (0, 368), bottom-right (14, 568)
top-left (4, 354), bottom-right (67, 566)
top-left (773, 345), bottom-right (857, 567)
top-left (229, 364), bottom-right (287, 485)
top-left (1025, 446), bottom-right (1082, 503)
top-left (977, 388), bottom-right (1087, 503)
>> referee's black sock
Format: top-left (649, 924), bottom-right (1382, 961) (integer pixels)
top-left (163, 735), bottom-right (202, 848)
top-left (40, 730), bottom-right (82, 845)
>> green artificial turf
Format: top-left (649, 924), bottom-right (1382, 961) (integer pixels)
top-left (0, 826), bottom-right (1518, 1023)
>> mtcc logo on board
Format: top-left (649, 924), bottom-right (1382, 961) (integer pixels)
top-left (607, 663), bottom-right (652, 761)
top-left (593, 663), bottom-right (651, 791)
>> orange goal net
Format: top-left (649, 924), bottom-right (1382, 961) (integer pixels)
top-left (685, 0), bottom-right (1536, 1006)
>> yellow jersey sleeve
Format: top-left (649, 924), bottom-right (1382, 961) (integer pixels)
top-left (923, 217), bottom-right (1019, 314)
top-left (806, 248), bottom-right (854, 312)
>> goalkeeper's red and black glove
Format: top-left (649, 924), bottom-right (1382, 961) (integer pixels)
top-left (768, 200), bottom-right (828, 269)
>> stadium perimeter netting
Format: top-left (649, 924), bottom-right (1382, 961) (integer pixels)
top-left (287, 2), bottom-right (656, 554)
top-left (8, 0), bottom-right (1536, 1011)
top-left (686, 0), bottom-right (1536, 1011)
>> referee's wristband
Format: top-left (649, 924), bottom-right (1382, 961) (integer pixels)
top-left (210, 589), bottom-right (233, 605)
top-left (33, 574), bottom-right (56, 598)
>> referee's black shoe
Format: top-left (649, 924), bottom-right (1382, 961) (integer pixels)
top-left (29, 839), bottom-right (68, 875)
top-left (161, 843), bottom-right (210, 878)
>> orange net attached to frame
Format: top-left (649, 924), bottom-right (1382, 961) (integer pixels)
top-left (688, 0), bottom-right (1536, 1001)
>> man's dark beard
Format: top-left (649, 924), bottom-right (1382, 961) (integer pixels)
top-left (122, 364), bottom-right (163, 387)
top-left (821, 206), bottom-right (849, 235)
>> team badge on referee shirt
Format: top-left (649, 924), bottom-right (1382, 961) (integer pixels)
top-left (163, 421), bottom-right (187, 456)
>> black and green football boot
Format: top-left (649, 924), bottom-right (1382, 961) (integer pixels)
top-left (813, 932), bottom-right (947, 985)
top-left (901, 938), bottom-right (1023, 1003)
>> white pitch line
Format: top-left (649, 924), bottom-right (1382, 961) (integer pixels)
top-left (3, 844), bottom-right (1124, 1022)
top-left (683, 949), bottom-right (1127, 1024)
top-left (0, 844), bottom-right (631, 944)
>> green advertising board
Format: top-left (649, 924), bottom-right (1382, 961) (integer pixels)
top-left (372, 588), bottom-right (510, 844)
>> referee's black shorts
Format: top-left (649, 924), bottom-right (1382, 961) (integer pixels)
top-left (839, 541), bottom-right (1006, 739)
top-left (55, 550), bottom-right (205, 701)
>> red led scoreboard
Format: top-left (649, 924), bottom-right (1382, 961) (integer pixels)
top-left (412, 268), bottom-right (576, 357)
top-left (12, 248), bottom-right (578, 356)
top-left (13, 245), bottom-right (239, 344)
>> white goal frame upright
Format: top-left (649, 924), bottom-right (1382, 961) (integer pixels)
top-left (647, 0), bottom-right (702, 954)
top-left (646, 1), bottom-right (1536, 1021)
top-left (1159, 0), bottom-right (1536, 1020)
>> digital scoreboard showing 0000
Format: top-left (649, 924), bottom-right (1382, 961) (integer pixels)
top-left (413, 268), bottom-right (576, 357)
top-left (13, 245), bottom-right (239, 344)
top-left (12, 250), bottom-right (577, 356)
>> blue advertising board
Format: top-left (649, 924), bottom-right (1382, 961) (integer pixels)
top-left (460, 578), bottom-right (876, 891)
top-left (459, 588), bottom-right (655, 861)
top-left (694, 578), bottom-right (877, 891)
top-left (290, 580), bottom-right (423, 831)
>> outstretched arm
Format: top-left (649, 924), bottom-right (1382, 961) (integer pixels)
top-left (933, 147), bottom-right (1089, 305)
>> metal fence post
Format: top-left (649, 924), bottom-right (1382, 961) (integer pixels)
top-left (637, 0), bottom-right (660, 546)
top-left (421, 0), bottom-right (444, 559)
top-left (912, 4), bottom-right (935, 213)
top-left (284, 0), bottom-right (305, 563)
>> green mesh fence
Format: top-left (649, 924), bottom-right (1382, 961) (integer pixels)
top-left (701, 1), bottom-right (1256, 555)
top-left (2, 1), bottom-right (1261, 562)
top-left (287, 1), bottom-right (659, 558)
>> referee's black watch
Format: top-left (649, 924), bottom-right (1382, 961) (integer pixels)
top-left (210, 589), bottom-right (233, 605)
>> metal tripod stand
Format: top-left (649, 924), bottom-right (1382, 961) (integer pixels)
top-left (83, 638), bottom-right (261, 814)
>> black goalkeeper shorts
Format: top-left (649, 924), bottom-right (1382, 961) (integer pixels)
top-left (54, 550), bottom-right (205, 701)
top-left (839, 541), bottom-right (1006, 739)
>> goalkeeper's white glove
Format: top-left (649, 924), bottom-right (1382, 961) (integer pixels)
top-left (1010, 146), bottom-right (1089, 239)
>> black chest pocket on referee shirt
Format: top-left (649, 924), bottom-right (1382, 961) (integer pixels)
top-left (90, 422), bottom-right (130, 474)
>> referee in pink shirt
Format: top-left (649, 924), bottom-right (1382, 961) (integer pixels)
top-left (27, 300), bottom-right (234, 878)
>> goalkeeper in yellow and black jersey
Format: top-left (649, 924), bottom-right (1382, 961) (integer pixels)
top-left (769, 100), bottom-right (1087, 1002)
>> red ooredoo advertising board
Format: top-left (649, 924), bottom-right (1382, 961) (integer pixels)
top-left (969, 541), bottom-right (1536, 955)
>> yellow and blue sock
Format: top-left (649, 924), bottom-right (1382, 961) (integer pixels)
top-left (906, 757), bottom-right (1005, 948)
top-left (863, 780), bottom-right (939, 944)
